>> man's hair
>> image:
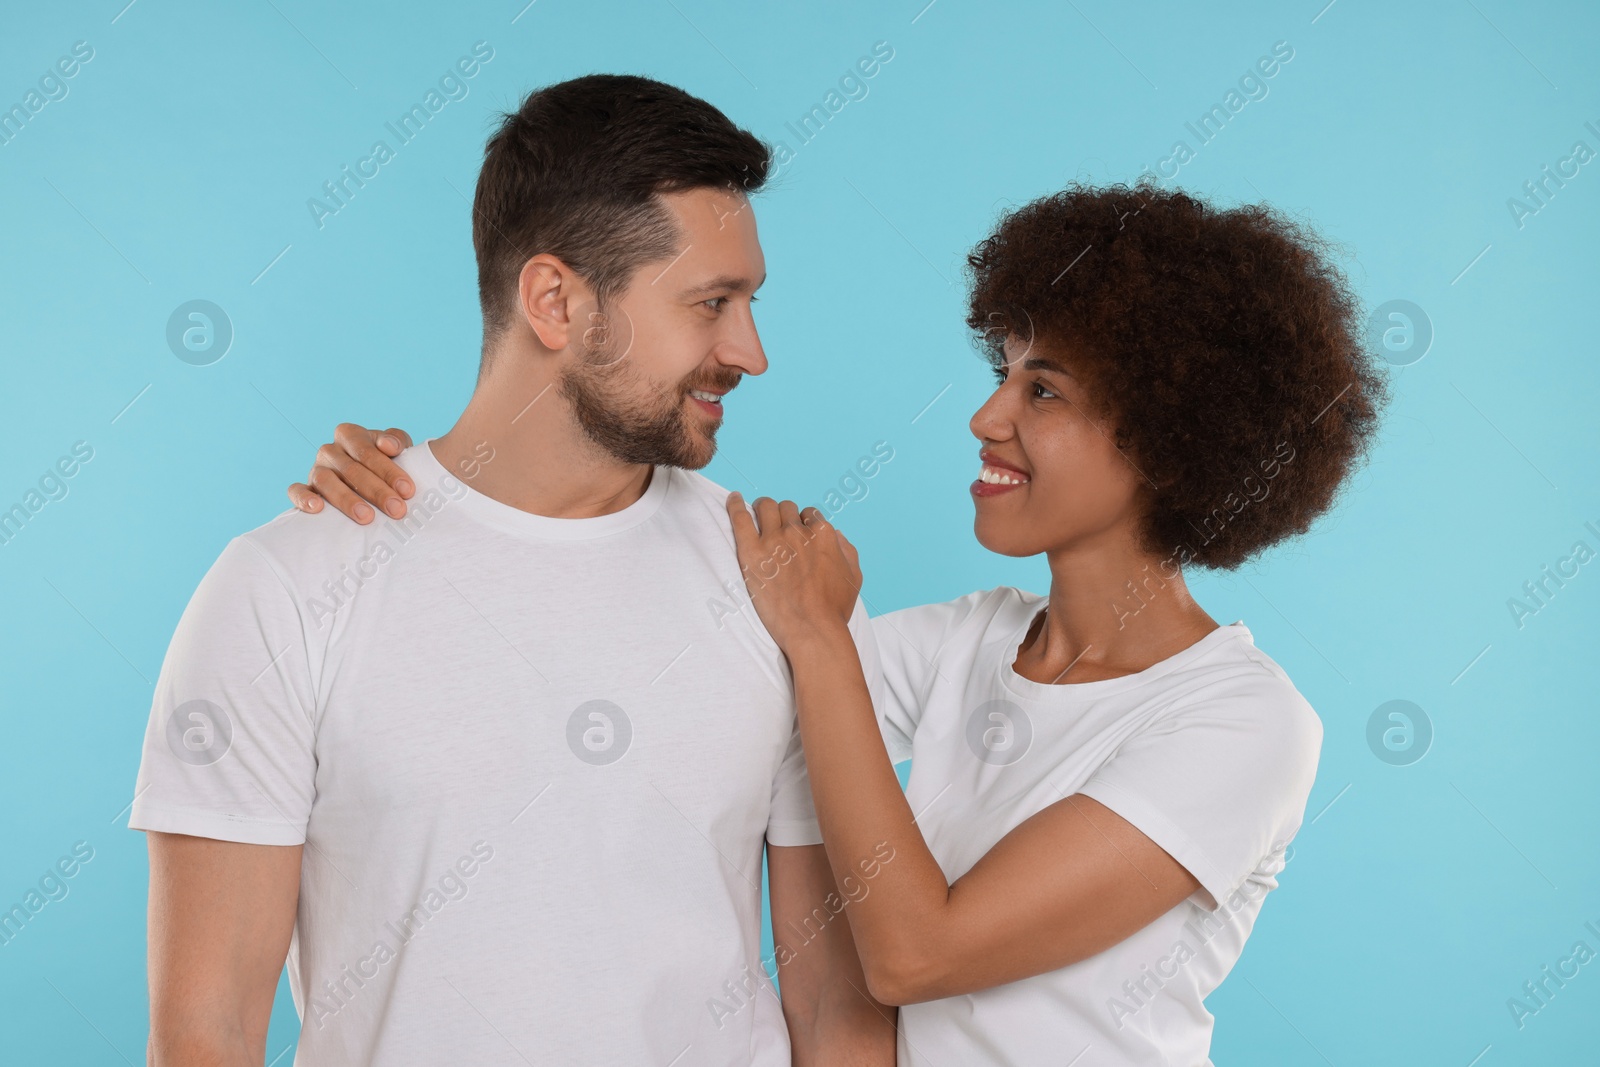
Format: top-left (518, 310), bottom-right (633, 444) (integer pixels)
top-left (473, 74), bottom-right (769, 351)
top-left (965, 180), bottom-right (1391, 571)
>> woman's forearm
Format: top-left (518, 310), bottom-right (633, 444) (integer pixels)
top-left (784, 623), bottom-right (955, 1004)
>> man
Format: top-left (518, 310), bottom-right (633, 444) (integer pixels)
top-left (130, 75), bottom-right (894, 1066)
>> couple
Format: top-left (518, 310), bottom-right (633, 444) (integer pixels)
top-left (131, 74), bottom-right (1386, 1065)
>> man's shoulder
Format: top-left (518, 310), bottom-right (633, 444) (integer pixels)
top-left (223, 505), bottom-right (405, 596)
top-left (668, 466), bottom-right (736, 507)
top-left (659, 466), bottom-right (744, 535)
top-left (236, 444), bottom-right (465, 582)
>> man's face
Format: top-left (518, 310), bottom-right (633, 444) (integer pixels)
top-left (559, 186), bottom-right (767, 470)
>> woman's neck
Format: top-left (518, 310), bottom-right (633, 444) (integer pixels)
top-left (1013, 543), bottom-right (1219, 686)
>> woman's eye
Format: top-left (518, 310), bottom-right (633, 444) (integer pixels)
top-left (992, 365), bottom-right (1008, 384)
top-left (1032, 381), bottom-right (1057, 400)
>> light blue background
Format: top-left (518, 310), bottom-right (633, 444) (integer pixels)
top-left (2, 0), bottom-right (1597, 1063)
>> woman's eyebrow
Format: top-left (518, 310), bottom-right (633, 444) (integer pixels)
top-left (1021, 356), bottom-right (1073, 377)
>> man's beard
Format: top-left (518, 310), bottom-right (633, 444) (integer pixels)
top-left (557, 324), bottom-right (740, 470)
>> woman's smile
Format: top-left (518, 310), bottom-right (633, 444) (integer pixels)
top-left (972, 451), bottom-right (1032, 497)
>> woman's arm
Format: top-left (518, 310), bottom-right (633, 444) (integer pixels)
top-left (785, 624), bottom-right (1198, 1005)
top-left (727, 494), bottom-right (1200, 1006)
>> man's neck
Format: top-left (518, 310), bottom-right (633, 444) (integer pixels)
top-left (431, 356), bottom-right (653, 519)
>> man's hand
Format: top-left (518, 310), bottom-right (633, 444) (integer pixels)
top-left (287, 424), bottom-right (415, 524)
top-left (725, 492), bottom-right (863, 653)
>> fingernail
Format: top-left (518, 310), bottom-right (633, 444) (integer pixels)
top-left (379, 435), bottom-right (398, 450)
top-left (355, 504), bottom-right (373, 523)
top-left (396, 478), bottom-right (413, 497)
top-left (385, 499), bottom-right (406, 519)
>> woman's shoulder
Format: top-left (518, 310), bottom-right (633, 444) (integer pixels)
top-left (873, 585), bottom-right (1041, 640)
top-left (1165, 629), bottom-right (1325, 753)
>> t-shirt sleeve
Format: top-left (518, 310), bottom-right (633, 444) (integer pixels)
top-left (764, 596), bottom-right (881, 848)
top-left (128, 535), bottom-right (319, 846)
top-left (1075, 675), bottom-right (1323, 912)
top-left (870, 590), bottom-right (995, 763)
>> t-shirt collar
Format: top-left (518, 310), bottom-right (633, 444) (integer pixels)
top-left (998, 598), bottom-right (1250, 701)
top-left (399, 438), bottom-right (673, 542)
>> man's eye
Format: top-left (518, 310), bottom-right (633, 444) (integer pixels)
top-left (703, 297), bottom-right (727, 312)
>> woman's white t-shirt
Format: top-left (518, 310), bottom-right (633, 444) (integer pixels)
top-left (865, 586), bottom-right (1323, 1067)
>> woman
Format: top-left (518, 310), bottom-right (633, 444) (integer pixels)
top-left (289, 182), bottom-right (1388, 1064)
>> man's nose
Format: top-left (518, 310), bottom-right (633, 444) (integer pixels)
top-left (718, 305), bottom-right (767, 377)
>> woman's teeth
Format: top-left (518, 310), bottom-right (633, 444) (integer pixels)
top-left (979, 464), bottom-right (1029, 485)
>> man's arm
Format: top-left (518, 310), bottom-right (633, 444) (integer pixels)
top-left (767, 844), bottom-right (896, 1066)
top-left (147, 832), bottom-right (302, 1066)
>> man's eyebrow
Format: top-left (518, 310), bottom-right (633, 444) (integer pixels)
top-left (681, 274), bottom-right (766, 298)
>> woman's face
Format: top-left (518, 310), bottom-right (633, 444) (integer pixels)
top-left (968, 334), bottom-right (1149, 558)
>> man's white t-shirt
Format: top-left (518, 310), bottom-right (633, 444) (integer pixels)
top-left (866, 586), bottom-right (1322, 1067)
top-left (129, 442), bottom-right (873, 1066)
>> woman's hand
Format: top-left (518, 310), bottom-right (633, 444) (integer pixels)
top-left (725, 492), bottom-right (863, 652)
top-left (287, 424), bottom-right (415, 524)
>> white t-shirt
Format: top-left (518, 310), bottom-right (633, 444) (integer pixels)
top-left (129, 442), bottom-right (874, 1067)
top-left (866, 586), bottom-right (1322, 1067)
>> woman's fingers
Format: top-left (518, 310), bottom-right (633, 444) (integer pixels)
top-left (333, 423), bottom-right (414, 504)
top-left (835, 529), bottom-right (863, 588)
top-left (308, 461), bottom-right (379, 524)
top-left (725, 492), bottom-right (759, 552)
top-left (752, 495), bottom-right (784, 535)
top-left (287, 483), bottom-right (324, 513)
top-left (834, 528), bottom-right (858, 564)
top-left (377, 427), bottom-right (414, 455)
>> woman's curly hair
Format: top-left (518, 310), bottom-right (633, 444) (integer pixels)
top-left (965, 180), bottom-right (1391, 571)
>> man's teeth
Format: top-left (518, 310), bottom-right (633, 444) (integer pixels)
top-left (980, 464), bottom-right (1029, 485)
top-left (689, 389), bottom-right (722, 403)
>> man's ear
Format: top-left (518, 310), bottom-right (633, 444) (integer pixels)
top-left (517, 254), bottom-right (591, 351)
